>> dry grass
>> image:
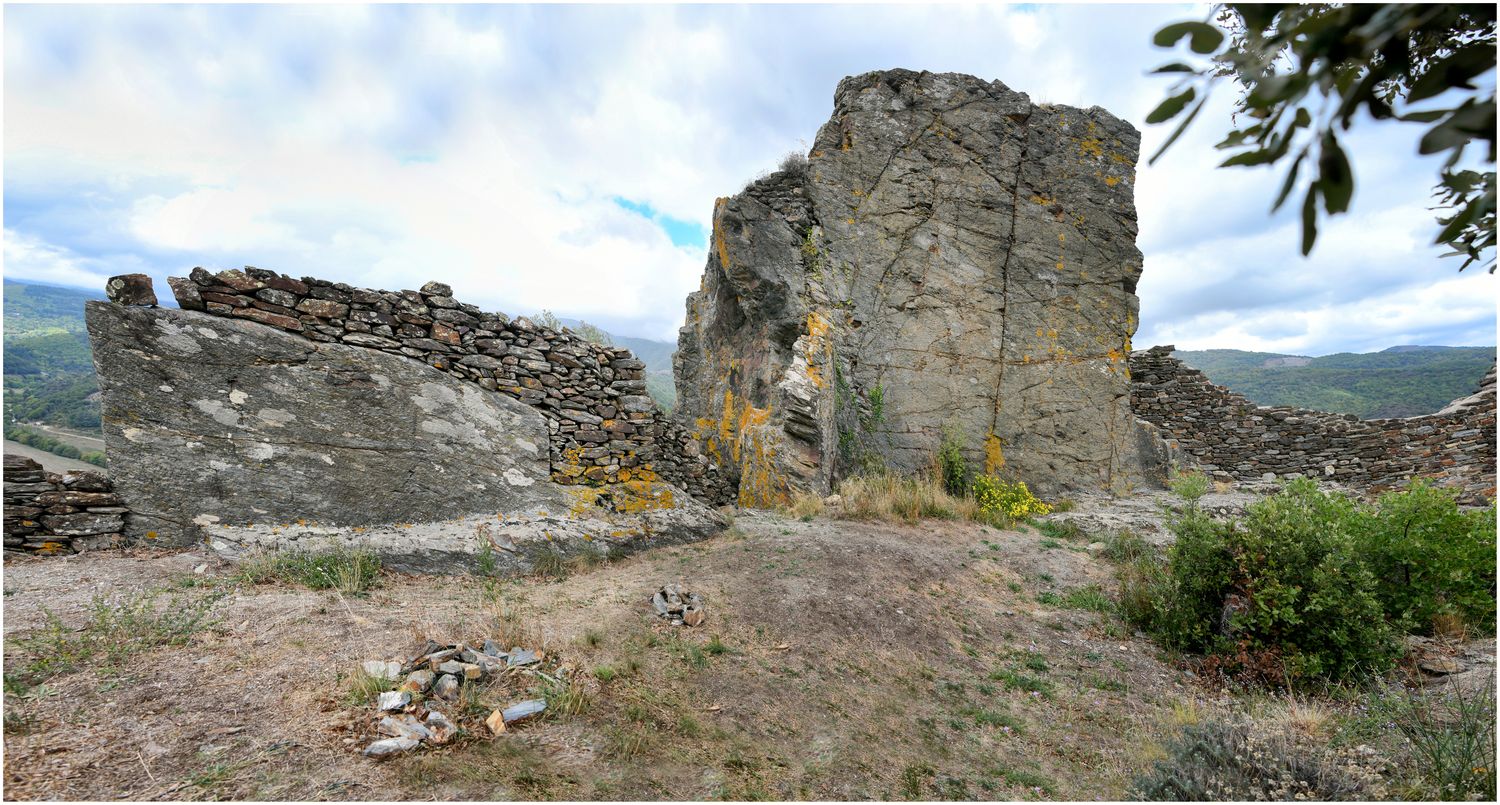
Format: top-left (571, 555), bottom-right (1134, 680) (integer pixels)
top-left (1268, 696), bottom-right (1335, 739)
top-left (785, 490), bottom-right (824, 520)
top-left (834, 472), bottom-right (995, 525)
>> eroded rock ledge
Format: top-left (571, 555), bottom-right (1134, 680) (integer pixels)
top-left (675, 69), bottom-right (1162, 503)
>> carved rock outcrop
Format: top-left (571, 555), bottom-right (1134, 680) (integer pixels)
top-left (86, 302), bottom-right (723, 570)
top-left (676, 69), bottom-right (1160, 503)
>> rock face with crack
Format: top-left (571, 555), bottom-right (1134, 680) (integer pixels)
top-left (675, 69), bottom-right (1163, 503)
top-left (86, 302), bottom-right (723, 568)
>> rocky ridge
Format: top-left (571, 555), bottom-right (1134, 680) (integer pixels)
top-left (675, 69), bottom-right (1164, 505)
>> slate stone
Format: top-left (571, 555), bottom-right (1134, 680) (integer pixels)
top-left (85, 304), bottom-right (558, 552)
top-left (105, 274), bottom-right (158, 306)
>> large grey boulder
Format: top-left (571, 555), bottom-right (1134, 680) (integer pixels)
top-left (676, 69), bottom-right (1164, 502)
top-left (87, 303), bottom-right (722, 569)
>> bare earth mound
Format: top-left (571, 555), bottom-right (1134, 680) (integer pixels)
top-left (2, 513), bottom-right (1201, 800)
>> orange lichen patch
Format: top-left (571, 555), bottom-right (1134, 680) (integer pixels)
top-left (1104, 175), bottom-right (1122, 187)
top-left (1078, 137), bottom-right (1103, 159)
top-left (712, 197), bottom-right (734, 271)
top-left (984, 432), bottom-right (1006, 475)
top-left (567, 486), bottom-right (606, 517)
top-left (1029, 193), bottom-right (1055, 206)
top-left (719, 390), bottom-right (736, 447)
top-left (804, 311), bottom-right (832, 389)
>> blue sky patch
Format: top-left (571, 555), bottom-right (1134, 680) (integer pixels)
top-left (613, 196), bottom-right (708, 251)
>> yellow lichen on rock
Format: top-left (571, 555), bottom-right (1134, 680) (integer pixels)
top-left (984, 432), bottom-right (1006, 474)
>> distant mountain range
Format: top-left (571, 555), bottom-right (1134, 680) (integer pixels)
top-left (1175, 346), bottom-right (1497, 419)
top-left (5, 279), bottom-right (1493, 433)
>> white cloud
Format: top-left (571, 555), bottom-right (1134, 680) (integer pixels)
top-left (3, 3), bottom-right (1493, 349)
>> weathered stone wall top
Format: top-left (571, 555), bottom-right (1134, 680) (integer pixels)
top-left (165, 267), bottom-right (733, 506)
top-left (1130, 345), bottom-right (1496, 505)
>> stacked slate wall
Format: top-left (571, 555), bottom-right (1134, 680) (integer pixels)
top-left (3, 455), bottom-right (128, 554)
top-left (1130, 346), bottom-right (1497, 505)
top-left (167, 268), bottom-right (735, 505)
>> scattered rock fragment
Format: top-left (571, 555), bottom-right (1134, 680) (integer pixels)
top-left (378, 714), bottom-right (432, 742)
top-left (105, 274), bottom-right (158, 306)
top-left (362, 736), bottom-right (420, 760)
top-left (362, 660), bottom-right (402, 681)
top-left (400, 670), bottom-right (435, 693)
top-left (433, 674), bottom-right (460, 701)
top-left (502, 699), bottom-right (546, 725)
top-left (376, 690), bottom-right (411, 712)
top-left (485, 709), bottom-right (508, 736)
top-left (507, 648), bottom-right (541, 667)
top-left (424, 711), bottom-right (457, 745)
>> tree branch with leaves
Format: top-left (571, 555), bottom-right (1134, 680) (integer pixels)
top-left (1149, 3), bottom-right (1496, 272)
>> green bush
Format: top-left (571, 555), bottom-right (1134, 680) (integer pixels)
top-left (936, 426), bottom-right (971, 498)
top-left (1356, 482), bottom-right (1496, 634)
top-left (1167, 467), bottom-right (1210, 508)
top-left (1126, 480), bottom-right (1400, 684)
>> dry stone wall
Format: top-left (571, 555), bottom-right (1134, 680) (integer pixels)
top-left (167, 267), bottom-right (734, 506)
top-left (3, 455), bottom-right (127, 554)
top-left (1130, 346), bottom-right (1497, 505)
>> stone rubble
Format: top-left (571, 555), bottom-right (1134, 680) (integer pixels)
top-left (652, 583), bottom-right (706, 626)
top-left (356, 637), bottom-right (556, 760)
top-left (3, 455), bottom-right (129, 555)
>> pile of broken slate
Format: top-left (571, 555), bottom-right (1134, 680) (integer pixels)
top-left (359, 638), bottom-right (552, 759)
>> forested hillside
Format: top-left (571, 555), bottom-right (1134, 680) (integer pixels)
top-left (4, 281), bottom-right (104, 431)
top-left (1177, 346), bottom-right (1496, 419)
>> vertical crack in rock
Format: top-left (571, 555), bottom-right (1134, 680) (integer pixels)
top-left (988, 109), bottom-right (1033, 449)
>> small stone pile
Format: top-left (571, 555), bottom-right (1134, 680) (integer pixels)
top-left (358, 638), bottom-right (553, 759)
top-left (651, 583), bottom-right (705, 626)
top-left (3, 455), bottom-right (128, 554)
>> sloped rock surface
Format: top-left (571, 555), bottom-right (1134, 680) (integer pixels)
top-left (87, 303), bottom-right (723, 565)
top-left (676, 69), bottom-right (1161, 503)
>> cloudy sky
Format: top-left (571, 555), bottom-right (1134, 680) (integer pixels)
top-left (4, 2), bottom-right (1494, 354)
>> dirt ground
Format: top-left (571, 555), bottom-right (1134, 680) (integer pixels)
top-left (2, 510), bottom-right (1209, 801)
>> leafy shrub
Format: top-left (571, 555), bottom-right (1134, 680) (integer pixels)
top-left (936, 426), bottom-right (972, 498)
top-left (1356, 482), bottom-right (1496, 634)
top-left (1132, 719), bottom-right (1381, 800)
top-left (1126, 480), bottom-right (1400, 684)
top-left (1167, 467), bottom-right (1210, 508)
top-left (972, 476), bottom-right (1051, 520)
